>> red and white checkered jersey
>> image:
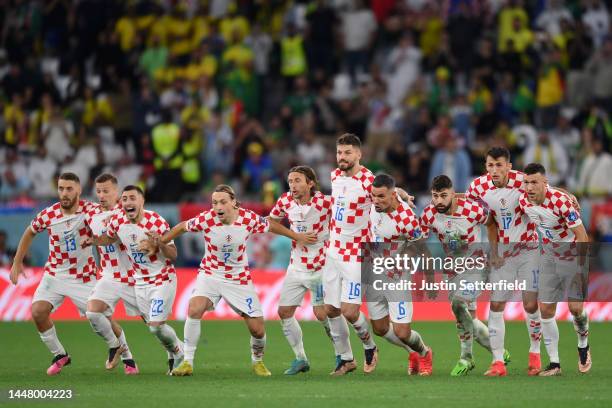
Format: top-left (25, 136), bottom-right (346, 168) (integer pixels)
top-left (419, 198), bottom-right (488, 257)
top-left (519, 188), bottom-right (583, 260)
top-left (30, 200), bottom-right (98, 283)
top-left (269, 191), bottom-right (332, 273)
top-left (466, 170), bottom-right (537, 256)
top-left (106, 210), bottom-right (176, 286)
top-left (328, 166), bottom-right (375, 262)
top-left (86, 205), bottom-right (135, 286)
top-left (185, 208), bottom-right (270, 284)
top-left (370, 202), bottom-right (422, 243)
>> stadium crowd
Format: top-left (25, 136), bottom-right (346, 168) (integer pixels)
top-left (1, 0), bottom-right (612, 206)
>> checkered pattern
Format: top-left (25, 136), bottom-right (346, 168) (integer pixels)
top-left (186, 208), bottom-right (270, 284)
top-left (466, 170), bottom-right (537, 257)
top-left (30, 200), bottom-right (97, 283)
top-left (86, 205), bottom-right (135, 286)
top-left (269, 191), bottom-right (332, 272)
top-left (419, 199), bottom-right (488, 257)
top-left (328, 167), bottom-right (375, 262)
top-left (106, 210), bottom-right (175, 286)
top-left (370, 202), bottom-right (422, 243)
top-left (519, 188), bottom-right (583, 260)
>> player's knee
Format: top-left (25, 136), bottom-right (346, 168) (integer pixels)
top-left (31, 304), bottom-right (50, 323)
top-left (393, 324), bottom-right (411, 340)
top-left (340, 306), bottom-right (359, 322)
top-left (568, 302), bottom-right (583, 317)
top-left (539, 303), bottom-right (556, 319)
top-left (371, 323), bottom-right (387, 337)
top-left (325, 305), bottom-right (341, 318)
top-left (490, 301), bottom-right (505, 312)
top-left (313, 307), bottom-right (327, 322)
top-left (523, 300), bottom-right (538, 314)
top-left (249, 326), bottom-right (265, 339)
top-left (277, 307), bottom-right (294, 320)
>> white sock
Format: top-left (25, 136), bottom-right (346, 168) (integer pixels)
top-left (350, 312), bottom-right (376, 350)
top-left (525, 310), bottom-right (542, 354)
top-left (184, 317), bottom-right (201, 365)
top-left (117, 330), bottom-right (133, 360)
top-left (281, 317), bottom-right (307, 361)
top-left (572, 311), bottom-right (589, 348)
top-left (250, 335), bottom-right (266, 362)
top-left (321, 318), bottom-right (341, 356)
top-left (407, 330), bottom-right (427, 356)
top-left (39, 325), bottom-right (66, 356)
top-left (328, 315), bottom-right (353, 360)
top-left (452, 301), bottom-right (474, 359)
top-left (473, 318), bottom-right (491, 352)
top-left (488, 311), bottom-right (505, 362)
top-left (541, 317), bottom-right (560, 364)
top-left (382, 325), bottom-right (412, 352)
top-left (86, 311), bottom-right (120, 348)
top-left (150, 324), bottom-right (181, 357)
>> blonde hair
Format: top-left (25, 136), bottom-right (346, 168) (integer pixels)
top-left (213, 184), bottom-right (241, 208)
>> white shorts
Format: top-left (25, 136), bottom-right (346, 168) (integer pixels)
top-left (134, 279), bottom-right (177, 323)
top-left (490, 248), bottom-right (540, 302)
top-left (539, 256), bottom-right (586, 303)
top-left (192, 273), bottom-right (263, 318)
top-left (32, 274), bottom-right (96, 316)
top-left (279, 265), bottom-right (324, 307)
top-left (322, 256), bottom-right (361, 308)
top-left (88, 276), bottom-right (141, 317)
top-left (368, 298), bottom-right (413, 323)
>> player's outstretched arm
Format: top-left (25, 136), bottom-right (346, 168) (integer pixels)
top-left (83, 234), bottom-right (117, 248)
top-left (395, 187), bottom-right (415, 208)
top-left (160, 221), bottom-right (188, 244)
top-left (10, 227), bottom-right (36, 285)
top-left (267, 217), bottom-right (317, 245)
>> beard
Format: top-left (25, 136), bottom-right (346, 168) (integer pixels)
top-left (436, 203), bottom-right (451, 214)
top-left (60, 197), bottom-right (77, 209)
top-left (338, 160), bottom-right (355, 171)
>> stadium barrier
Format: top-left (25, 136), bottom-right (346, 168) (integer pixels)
top-left (1, 267), bottom-right (611, 321)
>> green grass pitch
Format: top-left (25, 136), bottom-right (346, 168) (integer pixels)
top-left (1, 320), bottom-right (611, 408)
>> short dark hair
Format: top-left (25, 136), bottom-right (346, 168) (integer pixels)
top-left (431, 175), bottom-right (453, 191)
top-left (486, 146), bottom-right (511, 161)
top-left (288, 166), bottom-right (319, 194)
top-left (95, 173), bottom-right (118, 185)
top-left (122, 185), bottom-right (145, 197)
top-left (336, 133), bottom-right (361, 148)
top-left (58, 172), bottom-right (80, 184)
top-left (372, 173), bottom-right (396, 189)
top-left (524, 162), bottom-right (546, 175)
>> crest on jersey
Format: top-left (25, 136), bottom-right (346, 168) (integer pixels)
top-left (500, 198), bottom-right (507, 208)
top-left (342, 186), bottom-right (347, 194)
top-left (446, 220), bottom-right (452, 229)
top-left (226, 234), bottom-right (232, 243)
top-left (130, 233), bottom-right (137, 243)
top-left (568, 211), bottom-right (578, 222)
top-left (66, 219), bottom-right (72, 228)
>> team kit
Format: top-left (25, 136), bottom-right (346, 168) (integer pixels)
top-left (9, 134), bottom-right (591, 379)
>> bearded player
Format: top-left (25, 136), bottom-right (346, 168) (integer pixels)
top-left (10, 173), bottom-right (98, 375)
top-left (519, 163), bottom-right (591, 376)
top-left (421, 175), bottom-right (507, 376)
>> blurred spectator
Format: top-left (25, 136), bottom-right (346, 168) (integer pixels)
top-left (281, 23), bottom-right (308, 90)
top-left (576, 136), bottom-right (612, 197)
top-left (0, 148), bottom-right (31, 200)
top-left (585, 36), bottom-right (612, 112)
top-left (42, 104), bottom-right (74, 162)
top-left (242, 142), bottom-right (274, 194)
top-left (428, 137), bottom-right (472, 192)
top-left (341, 0), bottom-right (377, 82)
top-left (522, 129), bottom-right (569, 186)
top-left (582, 0), bottom-right (610, 48)
top-left (28, 146), bottom-right (58, 199)
top-left (385, 33), bottom-right (421, 109)
top-left (151, 110), bottom-right (183, 202)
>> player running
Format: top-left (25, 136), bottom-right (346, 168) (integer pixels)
top-left (519, 163), bottom-right (591, 376)
top-left (86, 185), bottom-right (184, 375)
top-left (465, 147), bottom-right (542, 377)
top-left (269, 166), bottom-right (337, 375)
top-left (159, 185), bottom-right (316, 377)
top-left (368, 174), bottom-right (433, 376)
top-left (10, 173), bottom-right (98, 375)
top-left (421, 175), bottom-right (505, 376)
top-left (85, 173), bottom-right (139, 375)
